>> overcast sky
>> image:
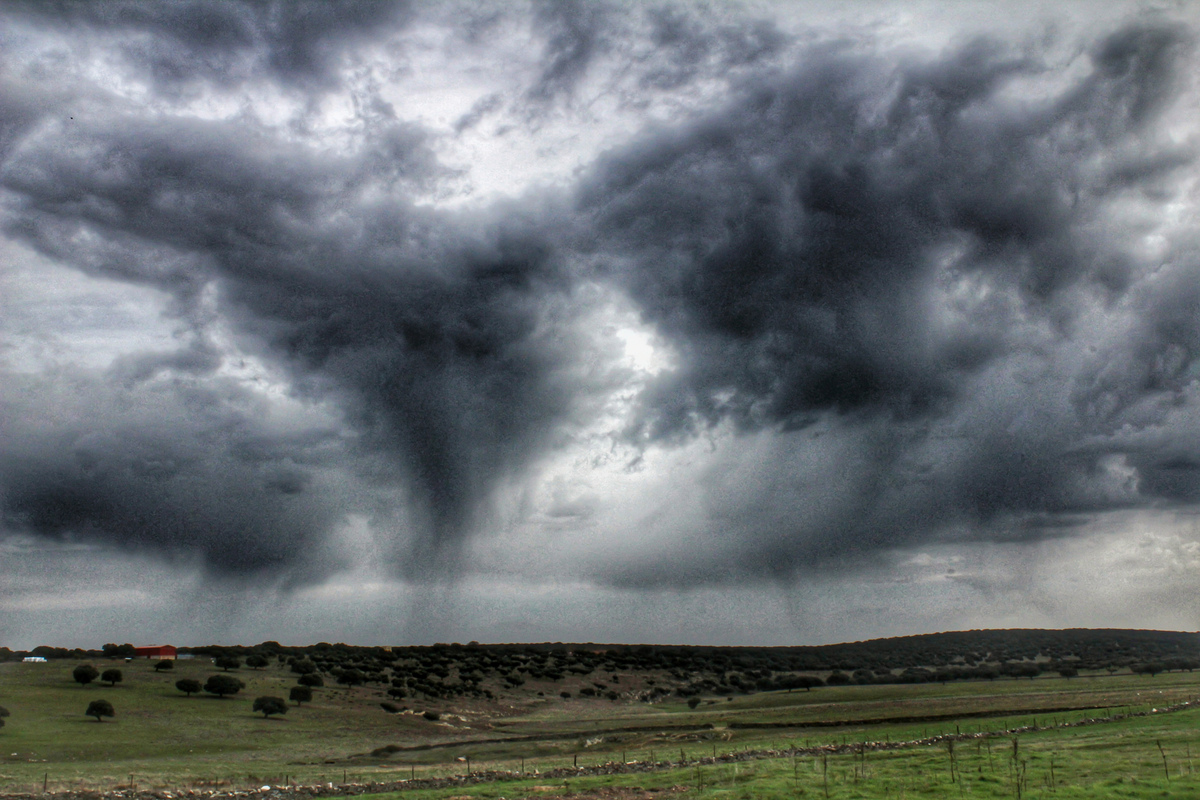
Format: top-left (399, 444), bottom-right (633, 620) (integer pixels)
top-left (2, 0), bottom-right (1199, 650)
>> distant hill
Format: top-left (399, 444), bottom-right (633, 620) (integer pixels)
top-left (9, 628), bottom-right (1196, 702)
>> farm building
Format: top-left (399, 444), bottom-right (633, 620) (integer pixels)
top-left (133, 645), bottom-right (177, 659)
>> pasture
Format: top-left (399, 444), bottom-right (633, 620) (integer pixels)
top-left (2, 656), bottom-right (1200, 798)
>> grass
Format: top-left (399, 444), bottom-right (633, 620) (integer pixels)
top-left (0, 658), bottom-right (430, 789)
top-left (369, 707), bottom-right (1200, 799)
top-left (2, 658), bottom-right (1200, 798)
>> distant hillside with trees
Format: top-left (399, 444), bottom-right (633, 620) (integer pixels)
top-left (6, 629), bottom-right (1197, 703)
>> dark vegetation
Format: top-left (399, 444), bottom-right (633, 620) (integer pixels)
top-left (251, 696), bottom-right (288, 718)
top-left (71, 664), bottom-right (99, 687)
top-left (7, 629), bottom-right (1199, 710)
top-left (248, 629), bottom-right (1198, 703)
top-left (203, 675), bottom-right (246, 698)
top-left (84, 699), bottom-right (113, 722)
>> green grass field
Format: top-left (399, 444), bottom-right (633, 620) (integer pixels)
top-left (3, 658), bottom-right (1200, 798)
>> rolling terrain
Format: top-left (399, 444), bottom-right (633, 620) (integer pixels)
top-left (2, 629), bottom-right (1199, 798)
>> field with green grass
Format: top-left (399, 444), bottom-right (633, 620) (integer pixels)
top-left (3, 654), bottom-right (1200, 798)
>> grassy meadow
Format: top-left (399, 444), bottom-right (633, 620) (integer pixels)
top-left (2, 656), bottom-right (1200, 798)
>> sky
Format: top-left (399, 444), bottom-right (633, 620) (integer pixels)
top-left (2, 0), bottom-right (1199, 650)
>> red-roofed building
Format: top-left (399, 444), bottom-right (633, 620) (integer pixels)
top-left (133, 645), bottom-right (177, 660)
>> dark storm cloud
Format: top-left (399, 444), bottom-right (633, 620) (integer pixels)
top-left (575, 22), bottom-right (1199, 584)
top-left (0, 366), bottom-right (347, 578)
top-left (640, 5), bottom-right (787, 91)
top-left (1, 3), bottom-right (1198, 592)
top-left (6, 0), bottom-right (412, 89)
top-left (0, 32), bottom-right (580, 574)
top-left (526, 0), bottom-right (609, 105)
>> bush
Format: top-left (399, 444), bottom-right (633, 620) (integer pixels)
top-left (252, 696), bottom-right (288, 718)
top-left (204, 674), bottom-right (246, 698)
top-left (73, 664), bottom-right (100, 687)
top-left (289, 686), bottom-right (313, 706)
top-left (101, 668), bottom-right (123, 687)
top-left (245, 654), bottom-right (270, 670)
top-left (380, 702), bottom-right (401, 713)
top-left (85, 699), bottom-right (114, 722)
top-left (153, 659), bottom-right (174, 672)
top-left (687, 696), bottom-right (701, 709)
top-left (788, 675), bottom-right (824, 692)
top-left (335, 668), bottom-right (365, 687)
top-left (825, 671), bottom-right (850, 686)
top-left (422, 710), bottom-right (440, 721)
top-left (176, 678), bottom-right (202, 696)
top-left (298, 673), bottom-right (324, 688)
top-left (215, 656), bottom-right (241, 671)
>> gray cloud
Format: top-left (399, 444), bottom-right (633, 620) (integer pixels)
top-left (0, 365), bottom-right (348, 578)
top-left (574, 21), bottom-right (1199, 584)
top-left (1, 4), bottom-right (1198, 602)
top-left (6, 0), bottom-right (413, 90)
top-left (640, 5), bottom-right (787, 91)
top-left (0, 97), bottom-right (584, 572)
top-left (526, 0), bottom-right (609, 106)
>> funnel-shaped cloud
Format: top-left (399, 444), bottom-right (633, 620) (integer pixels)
top-left (0, 4), bottom-right (1197, 595)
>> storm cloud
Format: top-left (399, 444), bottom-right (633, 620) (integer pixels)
top-left (572, 20), bottom-right (1200, 582)
top-left (1, 1), bottom-right (1199, 626)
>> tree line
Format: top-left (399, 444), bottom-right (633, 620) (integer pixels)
top-left (10, 628), bottom-right (1197, 707)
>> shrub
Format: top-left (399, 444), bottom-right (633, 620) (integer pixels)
top-left (245, 654), bottom-right (270, 670)
top-left (73, 664), bottom-right (100, 687)
top-left (176, 678), bottom-right (202, 696)
top-left (335, 668), bottom-right (365, 687)
top-left (298, 673), bottom-right (324, 688)
top-left (204, 674), bottom-right (246, 698)
top-left (289, 686), bottom-right (313, 706)
top-left (101, 668), bottom-right (123, 687)
top-left (380, 702), bottom-right (401, 713)
top-left (252, 696), bottom-right (288, 718)
top-left (422, 710), bottom-right (440, 721)
top-left (85, 699), bottom-right (114, 722)
top-left (214, 656), bottom-right (241, 671)
top-left (153, 659), bottom-right (174, 672)
top-left (687, 696), bottom-right (701, 709)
